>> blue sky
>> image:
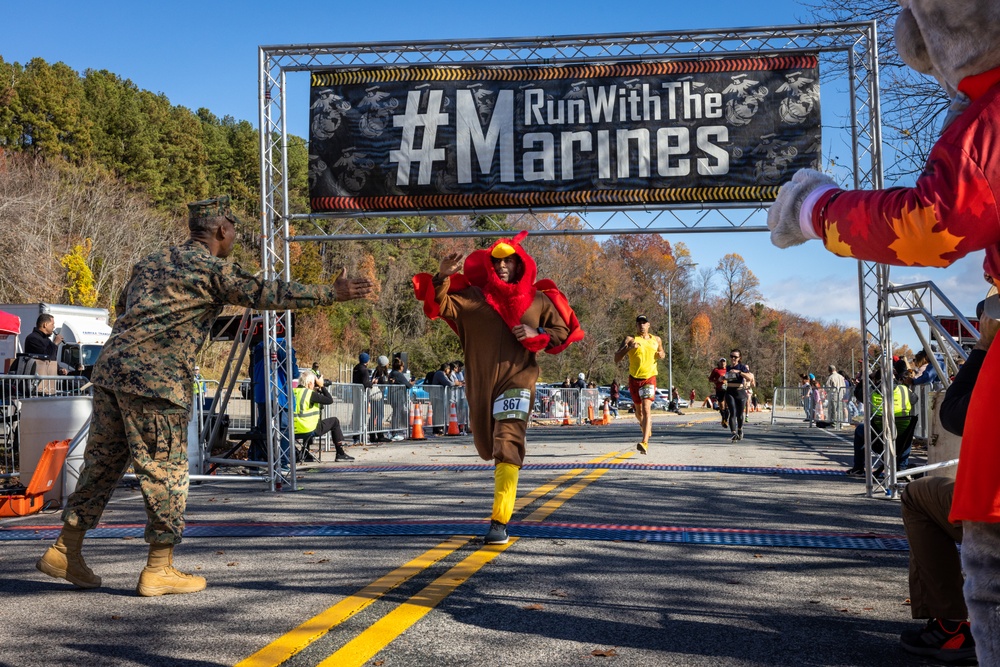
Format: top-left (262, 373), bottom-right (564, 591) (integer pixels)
top-left (2, 0), bottom-right (987, 350)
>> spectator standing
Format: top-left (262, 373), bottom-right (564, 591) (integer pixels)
top-left (609, 380), bottom-right (620, 411)
top-left (799, 374), bottom-right (813, 421)
top-left (669, 386), bottom-right (684, 415)
top-left (311, 361), bottom-right (324, 383)
top-left (825, 364), bottom-right (847, 423)
top-left (572, 373), bottom-right (586, 389)
top-left (33, 195), bottom-right (373, 597)
top-left (386, 357), bottom-right (413, 440)
top-left (912, 350), bottom-right (943, 391)
top-left (352, 352), bottom-right (382, 443)
top-left (252, 337), bottom-right (298, 470)
top-left (614, 314), bottom-right (665, 454)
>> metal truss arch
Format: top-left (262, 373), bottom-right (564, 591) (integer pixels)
top-left (257, 22), bottom-right (889, 494)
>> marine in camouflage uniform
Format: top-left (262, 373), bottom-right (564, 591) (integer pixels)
top-left (35, 195), bottom-right (375, 596)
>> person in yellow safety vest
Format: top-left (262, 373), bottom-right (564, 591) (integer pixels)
top-left (847, 367), bottom-right (914, 476)
top-left (292, 370), bottom-right (355, 462)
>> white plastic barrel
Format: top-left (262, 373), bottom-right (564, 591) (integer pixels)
top-left (17, 396), bottom-right (92, 504)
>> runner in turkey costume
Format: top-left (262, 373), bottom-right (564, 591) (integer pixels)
top-left (413, 231), bottom-right (583, 544)
top-left (767, 2), bottom-right (1000, 660)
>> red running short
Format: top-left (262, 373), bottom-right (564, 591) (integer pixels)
top-left (628, 375), bottom-right (657, 404)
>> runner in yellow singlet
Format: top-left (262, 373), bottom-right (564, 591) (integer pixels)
top-left (613, 314), bottom-right (665, 454)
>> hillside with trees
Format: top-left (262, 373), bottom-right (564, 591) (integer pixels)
top-left (0, 55), bottom-right (866, 398)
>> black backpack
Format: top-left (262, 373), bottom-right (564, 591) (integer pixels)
top-left (424, 371), bottom-right (436, 385)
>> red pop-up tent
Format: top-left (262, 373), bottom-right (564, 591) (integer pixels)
top-left (0, 310), bottom-right (20, 336)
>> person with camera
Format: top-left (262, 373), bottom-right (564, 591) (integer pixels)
top-left (292, 369), bottom-right (355, 462)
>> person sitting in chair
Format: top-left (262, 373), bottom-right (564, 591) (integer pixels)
top-left (292, 370), bottom-right (354, 462)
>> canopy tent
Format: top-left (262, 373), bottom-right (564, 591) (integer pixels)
top-left (0, 310), bottom-right (21, 336)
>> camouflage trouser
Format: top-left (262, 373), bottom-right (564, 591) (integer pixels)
top-left (62, 386), bottom-right (191, 545)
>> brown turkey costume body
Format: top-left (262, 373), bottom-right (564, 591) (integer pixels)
top-left (413, 231), bottom-right (583, 544)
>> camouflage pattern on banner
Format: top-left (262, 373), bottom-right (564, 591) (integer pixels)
top-left (308, 56), bottom-right (821, 214)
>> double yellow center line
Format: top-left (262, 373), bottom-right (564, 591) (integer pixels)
top-left (237, 450), bottom-right (634, 667)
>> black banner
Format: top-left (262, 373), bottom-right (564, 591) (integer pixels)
top-left (308, 56), bottom-right (821, 213)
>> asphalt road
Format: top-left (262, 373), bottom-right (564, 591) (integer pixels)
top-left (0, 409), bottom-right (954, 667)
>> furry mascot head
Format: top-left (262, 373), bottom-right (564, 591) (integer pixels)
top-left (767, 0), bottom-right (1000, 279)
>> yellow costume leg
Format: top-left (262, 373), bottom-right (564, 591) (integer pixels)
top-left (491, 462), bottom-right (519, 524)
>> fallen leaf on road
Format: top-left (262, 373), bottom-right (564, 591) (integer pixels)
top-left (591, 648), bottom-right (618, 657)
top-left (523, 604), bottom-right (544, 611)
top-left (227, 561), bottom-right (239, 567)
top-left (550, 589), bottom-right (569, 597)
top-left (303, 551), bottom-right (315, 555)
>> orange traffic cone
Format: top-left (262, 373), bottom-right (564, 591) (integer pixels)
top-left (426, 402), bottom-right (434, 432)
top-left (587, 404), bottom-right (596, 425)
top-left (562, 401), bottom-right (572, 426)
top-left (447, 402), bottom-right (460, 436)
top-left (410, 404), bottom-right (426, 440)
top-left (601, 400), bottom-right (611, 425)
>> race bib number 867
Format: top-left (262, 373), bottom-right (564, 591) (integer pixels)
top-left (493, 388), bottom-right (531, 421)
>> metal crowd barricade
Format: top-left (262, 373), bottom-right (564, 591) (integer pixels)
top-left (324, 382), bottom-right (365, 444)
top-left (769, 386), bottom-right (818, 427)
top-left (446, 385), bottom-right (468, 433)
top-left (367, 383), bottom-right (409, 441)
top-left (580, 388), bottom-right (601, 422)
top-left (422, 385), bottom-right (448, 434)
top-left (532, 387), bottom-right (580, 423)
top-left (0, 374), bottom-right (91, 480)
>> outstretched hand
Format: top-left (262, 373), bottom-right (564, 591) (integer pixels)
top-left (333, 267), bottom-right (376, 302)
top-left (767, 168), bottom-right (838, 248)
top-left (438, 252), bottom-right (464, 277)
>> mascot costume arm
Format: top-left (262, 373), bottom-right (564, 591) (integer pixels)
top-left (768, 2), bottom-right (1000, 273)
top-left (767, 0), bottom-right (1000, 523)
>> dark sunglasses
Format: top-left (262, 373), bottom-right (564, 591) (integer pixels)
top-left (730, 355), bottom-right (740, 359)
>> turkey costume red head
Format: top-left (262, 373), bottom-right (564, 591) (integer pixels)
top-left (413, 230), bottom-right (583, 354)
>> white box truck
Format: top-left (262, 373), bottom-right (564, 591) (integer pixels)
top-left (0, 303), bottom-right (112, 375)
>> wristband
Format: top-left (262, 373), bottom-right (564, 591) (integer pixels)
top-left (799, 184), bottom-right (838, 240)
top-left (537, 327), bottom-right (545, 335)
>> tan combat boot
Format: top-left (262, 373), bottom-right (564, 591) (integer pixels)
top-left (36, 525), bottom-right (102, 589)
top-left (136, 543), bottom-right (207, 597)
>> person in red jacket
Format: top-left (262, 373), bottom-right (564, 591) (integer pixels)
top-left (767, 4), bottom-right (1000, 661)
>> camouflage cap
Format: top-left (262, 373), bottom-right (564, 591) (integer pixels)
top-left (188, 195), bottom-right (242, 224)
